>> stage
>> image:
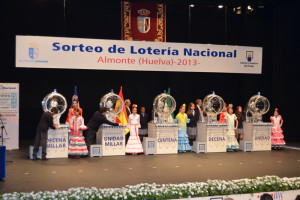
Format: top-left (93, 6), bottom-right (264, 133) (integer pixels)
top-left (0, 141), bottom-right (299, 194)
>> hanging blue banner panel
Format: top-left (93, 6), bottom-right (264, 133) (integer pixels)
top-left (0, 146), bottom-right (6, 179)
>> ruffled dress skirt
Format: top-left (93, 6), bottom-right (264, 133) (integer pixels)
top-left (226, 130), bottom-right (239, 149)
top-left (271, 127), bottom-right (285, 146)
top-left (126, 134), bottom-right (144, 154)
top-left (178, 129), bottom-right (192, 151)
top-left (68, 135), bottom-right (88, 156)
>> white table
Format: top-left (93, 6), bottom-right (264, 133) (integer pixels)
top-left (243, 122), bottom-right (272, 151)
top-left (47, 124), bottom-right (69, 158)
top-left (96, 125), bottom-right (126, 156)
top-left (196, 122), bottom-right (228, 153)
top-left (147, 122), bottom-right (179, 154)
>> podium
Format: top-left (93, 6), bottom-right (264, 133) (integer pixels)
top-left (243, 122), bottom-right (272, 151)
top-left (145, 122), bottom-right (179, 154)
top-left (46, 124), bottom-right (69, 158)
top-left (96, 125), bottom-right (126, 156)
top-left (195, 122), bottom-right (228, 153)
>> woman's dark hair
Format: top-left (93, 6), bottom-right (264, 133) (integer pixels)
top-left (260, 193), bottom-right (273, 200)
top-left (187, 103), bottom-right (195, 116)
top-left (100, 107), bottom-right (108, 113)
top-left (235, 106), bottom-right (244, 121)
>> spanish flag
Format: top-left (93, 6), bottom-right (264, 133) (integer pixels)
top-left (116, 86), bottom-right (130, 134)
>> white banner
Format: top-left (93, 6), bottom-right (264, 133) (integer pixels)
top-left (16, 36), bottom-right (263, 74)
top-left (0, 83), bottom-right (19, 149)
top-left (177, 190), bottom-right (300, 200)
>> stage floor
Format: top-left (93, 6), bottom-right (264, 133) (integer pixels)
top-left (1, 141), bottom-right (300, 193)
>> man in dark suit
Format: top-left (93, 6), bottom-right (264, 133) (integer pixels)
top-left (125, 99), bottom-right (131, 116)
top-left (85, 107), bottom-right (119, 152)
top-left (195, 99), bottom-right (203, 122)
top-left (139, 106), bottom-right (148, 142)
top-left (33, 107), bottom-right (58, 161)
top-left (195, 99), bottom-right (204, 141)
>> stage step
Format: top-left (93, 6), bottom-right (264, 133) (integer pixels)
top-left (239, 141), bottom-right (253, 152)
top-left (142, 137), bottom-right (156, 155)
top-left (192, 141), bottom-right (207, 153)
top-left (89, 144), bottom-right (102, 157)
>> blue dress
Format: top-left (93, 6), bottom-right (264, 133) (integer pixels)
top-left (175, 113), bottom-right (192, 152)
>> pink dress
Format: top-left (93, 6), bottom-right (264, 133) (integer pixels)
top-left (270, 115), bottom-right (285, 146)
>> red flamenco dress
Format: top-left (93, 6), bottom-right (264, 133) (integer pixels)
top-left (218, 112), bottom-right (226, 123)
top-left (270, 115), bottom-right (286, 146)
top-left (66, 107), bottom-right (83, 124)
top-left (68, 116), bottom-right (88, 157)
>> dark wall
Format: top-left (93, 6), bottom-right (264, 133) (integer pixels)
top-left (2, 0), bottom-right (299, 141)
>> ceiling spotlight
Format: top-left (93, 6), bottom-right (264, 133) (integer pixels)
top-left (190, 4), bottom-right (195, 8)
top-left (233, 6), bottom-right (242, 14)
top-left (258, 5), bottom-right (264, 9)
top-left (246, 5), bottom-right (254, 13)
top-left (218, 5), bottom-right (224, 9)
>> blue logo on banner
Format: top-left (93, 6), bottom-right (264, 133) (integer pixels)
top-left (29, 47), bottom-right (39, 59)
top-left (246, 51), bottom-right (253, 62)
top-left (11, 92), bottom-right (17, 108)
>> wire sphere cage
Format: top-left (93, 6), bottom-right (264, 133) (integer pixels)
top-left (202, 91), bottom-right (225, 123)
top-left (245, 92), bottom-right (270, 123)
top-left (99, 90), bottom-right (124, 123)
top-left (152, 93), bottom-right (176, 123)
top-left (42, 89), bottom-right (67, 125)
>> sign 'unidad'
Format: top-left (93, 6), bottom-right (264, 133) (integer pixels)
top-left (104, 136), bottom-right (124, 147)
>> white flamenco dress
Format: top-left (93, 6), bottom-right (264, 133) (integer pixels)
top-left (225, 114), bottom-right (239, 150)
top-left (125, 114), bottom-right (144, 154)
